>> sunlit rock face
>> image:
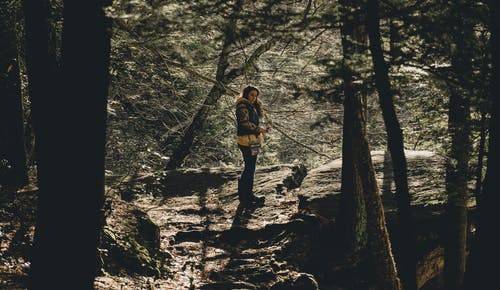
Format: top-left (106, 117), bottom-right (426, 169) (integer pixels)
top-left (295, 150), bottom-right (476, 289)
top-left (298, 150), bottom-right (448, 221)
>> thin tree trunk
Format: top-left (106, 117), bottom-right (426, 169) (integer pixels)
top-left (474, 111), bottom-right (487, 199)
top-left (362, 85), bottom-right (368, 128)
top-left (0, 2), bottom-right (29, 188)
top-left (25, 0), bottom-right (111, 287)
top-left (444, 76), bottom-right (470, 290)
top-left (336, 0), bottom-right (367, 264)
top-left (164, 0), bottom-right (241, 170)
top-left (23, 0), bottom-right (60, 285)
top-left (15, 4), bottom-right (37, 178)
top-left (351, 84), bottom-right (401, 290)
top-left (166, 85), bottom-right (226, 170)
top-left (465, 1), bottom-right (500, 289)
top-left (463, 110), bottom-right (486, 289)
top-left (366, 1), bottom-right (416, 289)
top-left (166, 0), bottom-right (275, 170)
top-left (444, 2), bottom-right (472, 290)
top-left (389, 18), bottom-right (401, 62)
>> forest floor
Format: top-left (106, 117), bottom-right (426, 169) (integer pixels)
top-left (95, 164), bottom-right (314, 290)
top-left (0, 180), bottom-right (37, 289)
top-left (0, 150), bottom-right (475, 289)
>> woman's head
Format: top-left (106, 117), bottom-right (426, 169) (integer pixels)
top-left (242, 86), bottom-right (259, 103)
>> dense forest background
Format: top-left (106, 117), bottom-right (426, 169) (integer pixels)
top-left (104, 0), bottom-right (451, 172)
top-left (1, 0), bottom-right (499, 290)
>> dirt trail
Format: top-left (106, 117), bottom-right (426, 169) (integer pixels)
top-left (95, 150), bottom-right (464, 289)
top-left (1, 151), bottom-right (466, 289)
top-left (95, 164), bottom-right (312, 289)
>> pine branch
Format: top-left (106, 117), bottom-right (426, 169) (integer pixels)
top-left (113, 18), bottom-right (239, 94)
top-left (114, 18), bottom-right (329, 159)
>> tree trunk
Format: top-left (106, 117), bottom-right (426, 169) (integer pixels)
top-left (465, 1), bottom-right (500, 289)
top-left (444, 2), bottom-right (472, 290)
top-left (351, 83), bottom-right (401, 290)
top-left (166, 85), bottom-right (226, 170)
top-left (0, 2), bottom-right (29, 188)
top-left (338, 72), bottom-right (367, 263)
top-left (336, 0), bottom-right (367, 264)
top-left (463, 110), bottom-right (487, 288)
top-left (165, 0), bottom-right (241, 170)
top-left (366, 1), bottom-right (417, 289)
top-left (23, 0), bottom-right (60, 286)
top-left (474, 111), bottom-right (487, 199)
top-left (389, 18), bottom-right (402, 62)
top-left (444, 71), bottom-right (470, 290)
top-left (25, 0), bottom-right (111, 287)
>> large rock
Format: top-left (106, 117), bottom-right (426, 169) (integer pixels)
top-left (98, 195), bottom-right (165, 277)
top-left (298, 150), bottom-right (451, 219)
top-left (296, 150), bottom-right (475, 289)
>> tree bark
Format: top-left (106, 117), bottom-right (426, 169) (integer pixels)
top-left (465, 1), bottom-right (500, 289)
top-left (351, 85), bottom-right (401, 290)
top-left (25, 0), bottom-right (111, 288)
top-left (336, 0), bottom-right (367, 264)
top-left (444, 68), bottom-right (470, 290)
top-left (366, 1), bottom-right (416, 289)
top-left (444, 2), bottom-right (472, 290)
top-left (338, 74), bottom-right (367, 264)
top-left (389, 18), bottom-right (402, 62)
top-left (0, 2), bottom-right (29, 188)
top-left (23, 0), bottom-right (59, 286)
top-left (474, 111), bottom-right (487, 199)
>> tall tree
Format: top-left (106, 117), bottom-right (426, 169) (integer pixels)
top-left (444, 1), bottom-right (473, 289)
top-left (366, 0), bottom-right (416, 289)
top-left (465, 1), bottom-right (500, 289)
top-left (338, 2), bottom-right (401, 288)
top-left (0, 0), bottom-right (29, 188)
top-left (24, 0), bottom-right (111, 287)
top-left (165, 0), bottom-right (274, 170)
top-left (351, 87), bottom-right (401, 290)
top-left (336, 0), bottom-right (367, 264)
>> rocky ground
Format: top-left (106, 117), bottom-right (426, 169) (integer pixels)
top-left (0, 185), bottom-right (36, 289)
top-left (0, 150), bottom-right (475, 289)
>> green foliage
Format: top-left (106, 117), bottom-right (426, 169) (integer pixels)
top-left (101, 0), bottom-right (494, 176)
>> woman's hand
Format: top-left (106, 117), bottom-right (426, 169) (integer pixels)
top-left (259, 127), bottom-right (268, 134)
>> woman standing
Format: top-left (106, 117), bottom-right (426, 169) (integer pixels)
top-left (235, 86), bottom-right (268, 207)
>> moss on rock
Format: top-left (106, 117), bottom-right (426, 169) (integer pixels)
top-left (98, 197), bottom-right (163, 277)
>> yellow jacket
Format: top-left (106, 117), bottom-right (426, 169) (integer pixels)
top-left (235, 97), bottom-right (264, 147)
top-left (237, 133), bottom-right (264, 147)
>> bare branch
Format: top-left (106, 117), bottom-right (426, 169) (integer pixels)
top-left (266, 119), bottom-right (331, 158)
top-left (224, 38), bottom-right (276, 81)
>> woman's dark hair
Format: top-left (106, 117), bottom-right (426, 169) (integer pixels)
top-left (237, 85), bottom-right (263, 117)
top-left (242, 86), bottom-right (259, 99)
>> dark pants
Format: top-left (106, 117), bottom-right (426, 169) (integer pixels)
top-left (238, 144), bottom-right (257, 201)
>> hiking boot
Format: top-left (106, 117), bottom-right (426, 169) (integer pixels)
top-left (250, 195), bottom-right (265, 205)
top-left (240, 195), bottom-right (265, 208)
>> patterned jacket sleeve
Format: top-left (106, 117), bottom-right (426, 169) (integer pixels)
top-left (236, 104), bottom-right (260, 134)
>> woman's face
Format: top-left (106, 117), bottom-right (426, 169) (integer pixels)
top-left (248, 90), bottom-right (258, 104)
